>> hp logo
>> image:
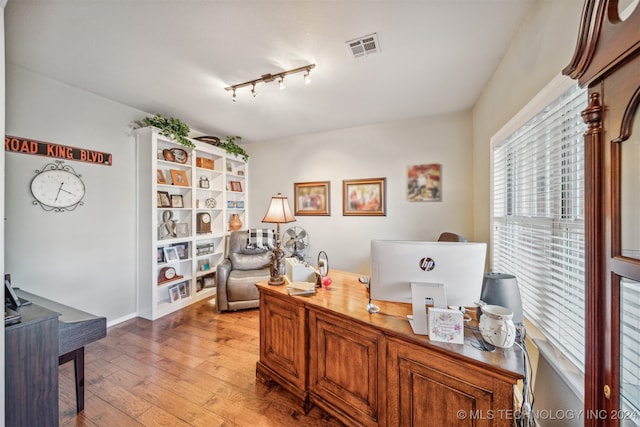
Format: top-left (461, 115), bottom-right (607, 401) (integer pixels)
top-left (419, 257), bottom-right (435, 271)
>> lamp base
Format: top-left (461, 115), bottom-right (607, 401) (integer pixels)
top-left (268, 275), bottom-right (285, 286)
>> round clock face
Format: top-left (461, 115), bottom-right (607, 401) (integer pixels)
top-left (31, 169), bottom-right (85, 209)
top-left (201, 213), bottom-right (211, 223)
top-left (164, 267), bottom-right (176, 280)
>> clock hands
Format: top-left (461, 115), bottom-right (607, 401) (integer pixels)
top-left (54, 182), bottom-right (75, 202)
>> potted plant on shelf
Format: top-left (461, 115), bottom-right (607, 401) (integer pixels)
top-left (219, 136), bottom-right (249, 162)
top-left (136, 114), bottom-right (195, 148)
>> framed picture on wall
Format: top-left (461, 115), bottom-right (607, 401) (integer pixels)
top-left (407, 164), bottom-right (442, 202)
top-left (342, 177), bottom-right (386, 216)
top-left (294, 181), bottom-right (330, 216)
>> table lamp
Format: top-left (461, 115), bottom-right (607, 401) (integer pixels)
top-left (262, 193), bottom-right (296, 285)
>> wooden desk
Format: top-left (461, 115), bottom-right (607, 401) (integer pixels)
top-left (256, 270), bottom-right (524, 427)
top-left (5, 303), bottom-right (60, 426)
top-left (17, 290), bottom-right (107, 414)
top-left (5, 290), bottom-right (107, 426)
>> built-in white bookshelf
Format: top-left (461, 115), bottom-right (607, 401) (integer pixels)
top-left (134, 127), bottom-right (248, 320)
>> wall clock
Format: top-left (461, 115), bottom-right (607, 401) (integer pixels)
top-left (30, 160), bottom-right (85, 212)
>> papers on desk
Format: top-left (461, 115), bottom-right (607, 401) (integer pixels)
top-left (286, 280), bottom-right (316, 296)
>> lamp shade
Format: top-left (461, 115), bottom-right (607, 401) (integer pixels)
top-left (480, 272), bottom-right (523, 325)
top-left (262, 193), bottom-right (296, 224)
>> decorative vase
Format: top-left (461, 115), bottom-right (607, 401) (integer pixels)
top-left (228, 214), bottom-right (242, 231)
top-left (479, 305), bottom-right (516, 348)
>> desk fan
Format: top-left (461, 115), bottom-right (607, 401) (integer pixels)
top-left (283, 226), bottom-right (309, 261)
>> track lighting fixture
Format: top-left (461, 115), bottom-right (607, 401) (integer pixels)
top-left (225, 64), bottom-right (315, 100)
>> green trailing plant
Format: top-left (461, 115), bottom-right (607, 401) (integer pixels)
top-left (139, 114), bottom-right (194, 148)
top-left (219, 136), bottom-right (249, 161)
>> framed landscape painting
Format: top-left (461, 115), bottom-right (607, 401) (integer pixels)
top-left (294, 181), bottom-right (330, 216)
top-left (342, 177), bottom-right (386, 216)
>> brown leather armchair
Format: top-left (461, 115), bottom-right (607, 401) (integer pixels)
top-left (215, 230), bottom-right (272, 312)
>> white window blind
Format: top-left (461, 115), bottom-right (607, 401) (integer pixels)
top-left (492, 84), bottom-right (587, 371)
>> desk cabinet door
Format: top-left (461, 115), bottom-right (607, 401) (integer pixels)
top-left (386, 337), bottom-right (514, 427)
top-left (309, 310), bottom-right (383, 427)
top-left (258, 293), bottom-right (307, 396)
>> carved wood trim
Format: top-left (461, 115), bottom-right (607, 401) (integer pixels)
top-left (564, 0), bottom-right (640, 86)
top-left (612, 85), bottom-right (640, 143)
top-left (563, 0), bottom-right (603, 80)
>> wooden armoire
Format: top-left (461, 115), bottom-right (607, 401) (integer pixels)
top-left (563, 1), bottom-right (640, 425)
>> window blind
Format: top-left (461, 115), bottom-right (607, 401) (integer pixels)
top-left (492, 84), bottom-right (587, 371)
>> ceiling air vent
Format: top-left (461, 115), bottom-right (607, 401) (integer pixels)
top-left (346, 33), bottom-right (380, 59)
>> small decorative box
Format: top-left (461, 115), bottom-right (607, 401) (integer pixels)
top-left (428, 307), bottom-right (465, 344)
top-left (196, 157), bottom-right (214, 169)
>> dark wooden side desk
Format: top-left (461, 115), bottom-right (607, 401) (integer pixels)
top-left (256, 270), bottom-right (525, 427)
top-left (5, 290), bottom-right (107, 426)
top-left (5, 302), bottom-right (60, 426)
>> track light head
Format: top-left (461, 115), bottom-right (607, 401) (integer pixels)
top-left (224, 63), bottom-right (315, 99)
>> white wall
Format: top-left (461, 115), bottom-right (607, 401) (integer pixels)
top-left (472, 0), bottom-right (585, 245)
top-left (5, 65), bottom-right (145, 324)
top-left (245, 111), bottom-right (474, 274)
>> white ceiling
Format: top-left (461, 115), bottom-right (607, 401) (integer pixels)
top-left (5, 0), bottom-right (536, 143)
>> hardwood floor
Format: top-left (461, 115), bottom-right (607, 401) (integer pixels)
top-left (59, 298), bottom-right (343, 427)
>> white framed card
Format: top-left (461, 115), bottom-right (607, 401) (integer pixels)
top-left (428, 307), bottom-right (465, 344)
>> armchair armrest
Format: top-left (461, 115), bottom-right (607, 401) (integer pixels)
top-left (216, 259), bottom-right (232, 312)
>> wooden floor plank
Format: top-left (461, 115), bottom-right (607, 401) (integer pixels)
top-left (60, 299), bottom-right (343, 426)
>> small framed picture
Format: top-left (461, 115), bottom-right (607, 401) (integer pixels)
top-left (172, 242), bottom-right (188, 259)
top-left (237, 170), bottom-right (245, 176)
top-left (176, 223), bottom-right (189, 237)
top-left (236, 200), bottom-right (244, 209)
top-left (171, 194), bottom-right (184, 208)
top-left (157, 169), bottom-right (168, 185)
top-left (169, 285), bottom-right (181, 303)
top-left (294, 181), bottom-right (330, 216)
top-left (157, 247), bottom-right (165, 263)
top-left (170, 169), bottom-right (189, 187)
top-left (343, 177), bottom-right (386, 216)
top-left (227, 200), bottom-right (236, 209)
top-left (226, 162), bottom-right (233, 172)
top-left (157, 191), bottom-right (171, 207)
top-left (230, 181), bottom-right (243, 192)
top-left (178, 282), bottom-right (189, 298)
top-left (163, 246), bottom-right (179, 262)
